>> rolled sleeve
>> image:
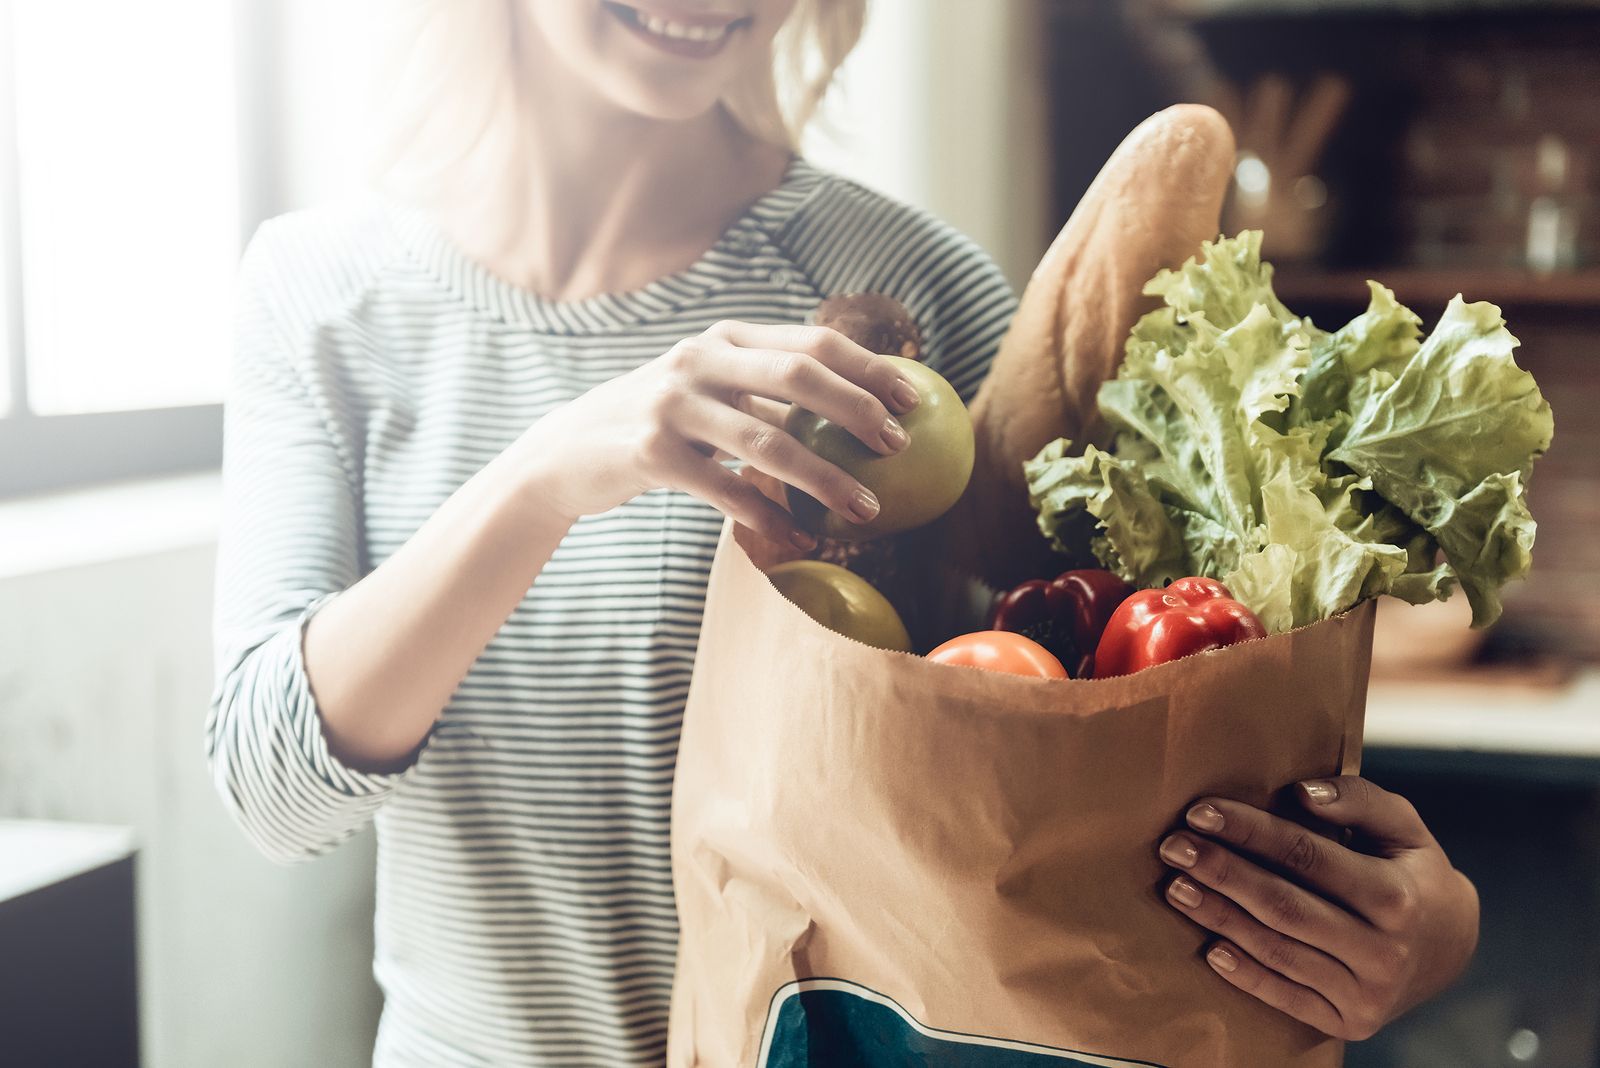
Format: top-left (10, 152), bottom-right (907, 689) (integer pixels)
top-left (205, 222), bottom-right (421, 864)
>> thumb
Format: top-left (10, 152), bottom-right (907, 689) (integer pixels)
top-left (1296, 775), bottom-right (1432, 851)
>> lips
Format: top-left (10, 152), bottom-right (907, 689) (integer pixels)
top-left (602, 1), bottom-right (751, 59)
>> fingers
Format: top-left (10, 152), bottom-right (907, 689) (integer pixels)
top-left (1202, 941), bottom-right (1350, 1038)
top-left (1180, 798), bottom-right (1395, 918)
top-left (675, 394), bottom-right (879, 527)
top-left (1158, 826), bottom-right (1373, 961)
top-left (1163, 873), bottom-right (1358, 1003)
top-left (1295, 777), bottom-right (1433, 853)
top-left (733, 392), bottom-right (792, 428)
top-left (704, 393), bottom-right (783, 466)
top-left (672, 442), bottom-right (814, 551)
top-left (711, 320), bottom-right (920, 412)
top-left (687, 342), bottom-right (910, 456)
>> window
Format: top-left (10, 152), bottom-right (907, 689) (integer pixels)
top-left (0, 0), bottom-right (245, 496)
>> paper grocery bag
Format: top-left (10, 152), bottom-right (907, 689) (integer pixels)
top-left (668, 520), bottom-right (1376, 1068)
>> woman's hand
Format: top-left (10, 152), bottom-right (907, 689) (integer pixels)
top-left (1157, 776), bottom-right (1479, 1040)
top-left (516, 319), bottom-right (920, 549)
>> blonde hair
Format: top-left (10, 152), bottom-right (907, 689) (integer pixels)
top-left (723, 0), bottom-right (867, 149)
top-left (369, 0), bottom-right (866, 203)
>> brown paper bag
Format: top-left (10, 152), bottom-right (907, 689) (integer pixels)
top-left (668, 520), bottom-right (1374, 1068)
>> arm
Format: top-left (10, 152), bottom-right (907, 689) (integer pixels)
top-left (209, 235), bottom-right (924, 859)
top-left (304, 317), bottom-right (926, 769)
top-left (1155, 775), bottom-right (1480, 1039)
top-left (300, 444), bottom-right (572, 770)
top-left (205, 237), bottom-right (412, 861)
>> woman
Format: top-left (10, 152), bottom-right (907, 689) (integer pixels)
top-left (207, 1), bottom-right (1479, 1063)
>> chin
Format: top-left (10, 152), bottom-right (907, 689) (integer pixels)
top-left (606, 83), bottom-right (727, 123)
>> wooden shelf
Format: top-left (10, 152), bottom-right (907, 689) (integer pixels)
top-left (1272, 267), bottom-right (1600, 309)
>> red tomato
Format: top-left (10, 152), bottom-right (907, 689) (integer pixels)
top-left (926, 630), bottom-right (1069, 679)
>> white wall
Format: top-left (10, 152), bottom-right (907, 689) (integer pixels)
top-left (265, 0), bottom-right (385, 212)
top-left (0, 491), bottom-right (380, 1068)
top-left (805, 0), bottom-right (1053, 289)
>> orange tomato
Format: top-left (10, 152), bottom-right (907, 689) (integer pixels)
top-left (925, 630), bottom-right (1069, 679)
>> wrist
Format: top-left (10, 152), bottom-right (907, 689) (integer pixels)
top-left (1449, 868), bottom-right (1481, 967)
top-left (498, 417), bottom-right (587, 527)
top-left (1412, 867), bottom-right (1480, 1013)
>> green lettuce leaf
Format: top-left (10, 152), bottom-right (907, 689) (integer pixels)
top-left (1327, 298), bottom-right (1554, 625)
top-left (1025, 440), bottom-right (1188, 583)
top-left (1139, 229), bottom-right (1298, 332)
top-left (1293, 281), bottom-right (1423, 430)
top-left (1027, 231), bottom-right (1551, 635)
top-left (1224, 463), bottom-right (1408, 633)
top-left (1098, 303), bottom-right (1312, 555)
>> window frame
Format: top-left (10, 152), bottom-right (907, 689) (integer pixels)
top-left (0, 0), bottom-right (268, 499)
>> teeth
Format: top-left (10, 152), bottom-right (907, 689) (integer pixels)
top-left (634, 10), bottom-right (729, 43)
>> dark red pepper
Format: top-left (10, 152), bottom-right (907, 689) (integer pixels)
top-left (989, 569), bottom-right (1133, 678)
top-left (1092, 576), bottom-right (1267, 678)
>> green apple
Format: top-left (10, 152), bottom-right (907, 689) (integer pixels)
top-left (785, 355), bottom-right (974, 541)
top-left (766, 560), bottom-right (912, 652)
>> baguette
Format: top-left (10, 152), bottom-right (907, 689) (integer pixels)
top-left (946, 104), bottom-right (1237, 589)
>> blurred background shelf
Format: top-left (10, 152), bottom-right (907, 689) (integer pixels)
top-left (1047, 0), bottom-right (1600, 668)
top-left (1042, 5), bottom-right (1600, 1063)
top-left (1159, 0), bottom-right (1600, 19)
top-left (1273, 267), bottom-right (1600, 308)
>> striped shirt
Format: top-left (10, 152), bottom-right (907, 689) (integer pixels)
top-left (206, 157), bottom-right (1017, 1066)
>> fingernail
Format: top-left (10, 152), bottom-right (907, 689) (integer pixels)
top-left (1168, 876), bottom-right (1203, 910)
top-left (789, 529), bottom-right (817, 551)
top-left (848, 487), bottom-right (880, 523)
top-left (1301, 780), bottom-right (1339, 805)
top-left (890, 378), bottom-right (920, 412)
top-left (1207, 944), bottom-right (1239, 973)
top-left (880, 417), bottom-right (909, 452)
top-left (1187, 803), bottom-right (1224, 833)
top-left (1160, 834), bottom-right (1198, 869)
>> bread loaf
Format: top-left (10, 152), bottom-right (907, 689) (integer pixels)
top-left (946, 104), bottom-right (1237, 588)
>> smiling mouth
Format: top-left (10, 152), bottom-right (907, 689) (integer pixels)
top-left (602, 2), bottom-right (751, 58)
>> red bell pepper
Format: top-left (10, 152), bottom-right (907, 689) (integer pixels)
top-left (989, 569), bottom-right (1133, 678)
top-left (1092, 576), bottom-right (1267, 678)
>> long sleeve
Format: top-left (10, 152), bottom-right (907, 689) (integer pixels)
top-left (205, 222), bottom-right (414, 864)
top-left (191, 170), bottom-right (1024, 1062)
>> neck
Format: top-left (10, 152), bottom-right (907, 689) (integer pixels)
top-left (434, 41), bottom-right (792, 302)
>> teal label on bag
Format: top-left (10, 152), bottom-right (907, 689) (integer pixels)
top-left (756, 979), bottom-right (1167, 1068)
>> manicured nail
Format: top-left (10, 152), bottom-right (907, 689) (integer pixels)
top-left (789, 529), bottom-right (817, 551)
top-left (1168, 876), bottom-right (1203, 910)
top-left (890, 378), bottom-right (920, 412)
top-left (1187, 803), bottom-right (1224, 833)
top-left (1207, 944), bottom-right (1239, 973)
top-left (848, 487), bottom-right (880, 523)
top-left (1301, 780), bottom-right (1339, 805)
top-left (880, 417), bottom-right (909, 452)
top-left (1160, 834), bottom-right (1198, 870)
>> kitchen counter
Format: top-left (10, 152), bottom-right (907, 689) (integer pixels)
top-left (0, 820), bottom-right (136, 903)
top-left (1363, 668), bottom-right (1600, 783)
top-left (0, 820), bottom-right (140, 1065)
top-left (1366, 668), bottom-right (1600, 756)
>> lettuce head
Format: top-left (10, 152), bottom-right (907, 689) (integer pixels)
top-left (1026, 232), bottom-right (1554, 634)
